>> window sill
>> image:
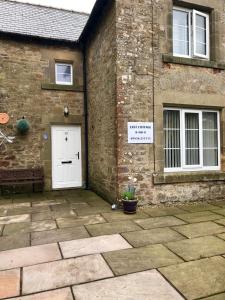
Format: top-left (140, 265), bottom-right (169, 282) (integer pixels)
top-left (41, 83), bottom-right (83, 92)
top-left (162, 54), bottom-right (225, 70)
top-left (153, 171), bottom-right (225, 185)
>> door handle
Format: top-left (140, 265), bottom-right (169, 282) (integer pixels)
top-left (61, 161), bottom-right (72, 164)
top-left (76, 152), bottom-right (80, 160)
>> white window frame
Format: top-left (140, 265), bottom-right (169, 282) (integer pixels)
top-left (173, 6), bottom-right (210, 60)
top-left (164, 108), bottom-right (220, 173)
top-left (55, 63), bottom-right (73, 85)
top-left (193, 10), bottom-right (210, 59)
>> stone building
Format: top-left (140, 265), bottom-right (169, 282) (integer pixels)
top-left (1, 0), bottom-right (225, 205)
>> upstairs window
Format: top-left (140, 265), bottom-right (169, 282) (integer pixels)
top-left (55, 63), bottom-right (73, 85)
top-left (173, 7), bottom-right (209, 59)
top-left (164, 108), bottom-right (220, 172)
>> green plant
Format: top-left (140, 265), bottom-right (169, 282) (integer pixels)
top-left (122, 185), bottom-right (136, 201)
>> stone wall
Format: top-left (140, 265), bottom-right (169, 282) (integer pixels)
top-left (0, 36), bottom-right (85, 191)
top-left (115, 0), bottom-right (225, 204)
top-left (86, 1), bottom-right (117, 202)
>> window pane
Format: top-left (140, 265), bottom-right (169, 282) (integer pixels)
top-left (203, 112), bottom-right (218, 167)
top-left (173, 10), bottom-right (189, 56)
top-left (56, 64), bottom-right (72, 84)
top-left (164, 110), bottom-right (181, 168)
top-left (185, 113), bottom-right (200, 165)
top-left (194, 14), bottom-right (208, 56)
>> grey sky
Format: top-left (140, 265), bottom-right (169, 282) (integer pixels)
top-left (13, 0), bottom-right (96, 13)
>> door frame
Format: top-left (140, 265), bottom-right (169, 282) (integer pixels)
top-left (51, 124), bottom-right (82, 190)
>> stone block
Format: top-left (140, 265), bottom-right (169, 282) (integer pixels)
top-left (135, 216), bottom-right (186, 229)
top-left (57, 215), bottom-right (106, 228)
top-left (7, 288), bottom-right (73, 300)
top-left (0, 269), bottom-right (20, 299)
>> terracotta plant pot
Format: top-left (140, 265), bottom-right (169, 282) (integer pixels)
top-left (122, 199), bottom-right (138, 214)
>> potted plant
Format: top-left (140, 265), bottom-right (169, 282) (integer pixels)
top-left (121, 185), bottom-right (138, 214)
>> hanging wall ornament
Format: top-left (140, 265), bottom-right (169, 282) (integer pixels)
top-left (16, 117), bottom-right (30, 135)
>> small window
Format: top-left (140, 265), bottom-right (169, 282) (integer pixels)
top-left (164, 108), bottom-right (220, 172)
top-left (173, 7), bottom-right (209, 59)
top-left (55, 63), bottom-right (73, 85)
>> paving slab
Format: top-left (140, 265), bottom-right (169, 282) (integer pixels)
top-left (73, 270), bottom-right (184, 300)
top-left (159, 256), bottom-right (225, 300)
top-left (179, 203), bottom-right (219, 212)
top-left (60, 234), bottom-right (132, 258)
top-left (143, 207), bottom-right (187, 217)
top-left (31, 211), bottom-right (53, 221)
top-left (7, 288), bottom-right (73, 300)
top-left (122, 227), bottom-right (185, 247)
top-left (203, 294), bottom-right (225, 300)
top-left (166, 236), bottom-right (225, 261)
top-left (4, 220), bottom-right (57, 235)
top-left (0, 233), bottom-right (30, 251)
top-left (212, 209), bottom-right (225, 217)
top-left (75, 206), bottom-right (112, 216)
top-left (175, 211), bottom-right (222, 223)
top-left (32, 199), bottom-right (67, 207)
top-left (0, 214), bottom-right (30, 225)
top-left (103, 244), bottom-right (183, 276)
top-left (0, 225), bottom-right (3, 235)
top-left (0, 202), bottom-right (30, 210)
top-left (70, 202), bottom-right (90, 209)
top-left (209, 201), bottom-right (225, 208)
top-left (31, 226), bottom-right (89, 246)
top-left (0, 268), bottom-right (20, 299)
top-left (101, 211), bottom-right (148, 222)
top-left (6, 206), bottom-right (51, 216)
top-left (134, 216), bottom-right (186, 229)
top-left (86, 220), bottom-right (142, 236)
top-left (57, 215), bottom-right (106, 228)
top-left (22, 254), bottom-right (113, 294)
top-left (214, 219), bottom-right (225, 226)
top-left (0, 243), bottom-right (61, 270)
top-left (217, 233), bottom-right (225, 241)
top-left (173, 221), bottom-right (225, 238)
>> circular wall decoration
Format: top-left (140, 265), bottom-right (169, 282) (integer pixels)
top-left (0, 113), bottom-right (9, 124)
top-left (16, 118), bottom-right (30, 134)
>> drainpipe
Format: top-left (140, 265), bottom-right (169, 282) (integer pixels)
top-left (82, 43), bottom-right (89, 189)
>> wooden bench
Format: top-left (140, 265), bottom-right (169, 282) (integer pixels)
top-left (0, 168), bottom-right (44, 192)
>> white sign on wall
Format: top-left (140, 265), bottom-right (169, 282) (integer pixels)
top-left (128, 122), bottom-right (154, 144)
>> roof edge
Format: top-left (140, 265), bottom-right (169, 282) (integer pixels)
top-left (79, 0), bottom-right (109, 43)
top-left (4, 0), bottom-right (90, 16)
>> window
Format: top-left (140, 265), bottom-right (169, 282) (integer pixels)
top-left (164, 108), bottom-right (220, 172)
top-left (55, 63), bottom-right (73, 85)
top-left (173, 7), bottom-right (209, 59)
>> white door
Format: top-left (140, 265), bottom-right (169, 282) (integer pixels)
top-left (51, 125), bottom-right (82, 189)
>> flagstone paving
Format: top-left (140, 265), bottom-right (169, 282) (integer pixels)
top-left (122, 227), bottom-right (185, 247)
top-left (0, 191), bottom-right (224, 299)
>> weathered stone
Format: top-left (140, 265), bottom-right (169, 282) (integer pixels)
top-left (0, 233), bottom-right (30, 251)
top-left (159, 256), bottom-right (225, 300)
top-left (173, 221), bottom-right (225, 238)
top-left (134, 216), bottom-right (186, 229)
top-left (4, 220), bottom-right (57, 235)
top-left (0, 243), bottom-right (61, 270)
top-left (57, 215), bottom-right (106, 228)
top-left (23, 254), bottom-right (113, 294)
top-left (166, 236), bottom-right (225, 261)
top-left (0, 214), bottom-right (30, 225)
top-left (73, 270), bottom-right (184, 300)
top-left (122, 227), bottom-right (185, 247)
top-left (103, 244), bottom-right (182, 276)
top-left (175, 211), bottom-right (222, 223)
top-left (60, 234), bottom-right (132, 258)
top-left (179, 204), bottom-right (220, 212)
top-left (7, 288), bottom-right (74, 300)
top-left (31, 226), bottom-right (89, 245)
top-left (75, 206), bottom-right (112, 216)
top-left (0, 269), bottom-right (20, 299)
top-left (86, 220), bottom-right (142, 236)
top-left (101, 211), bottom-right (148, 222)
top-left (144, 207), bottom-right (187, 217)
top-left (203, 294), bottom-right (225, 300)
